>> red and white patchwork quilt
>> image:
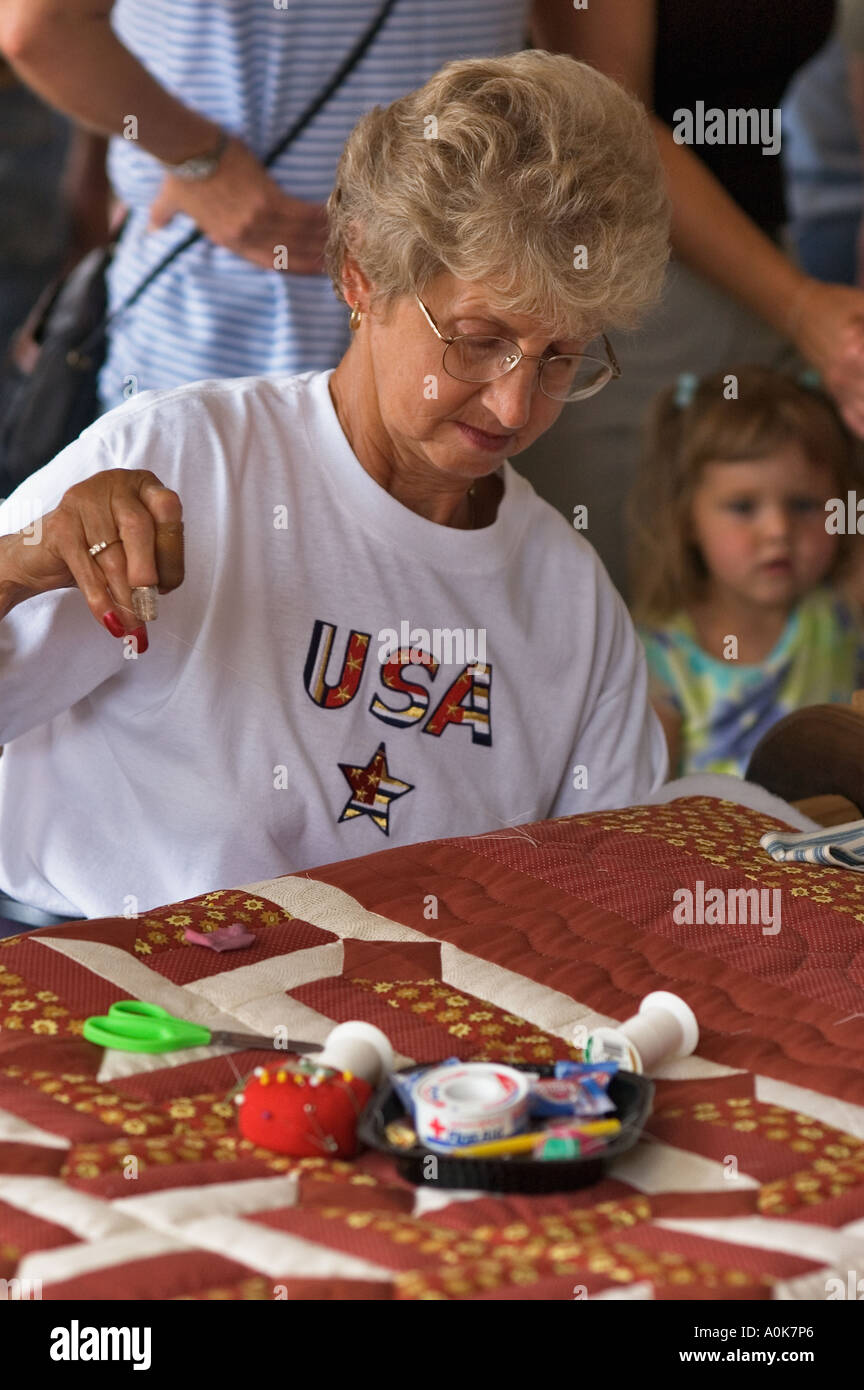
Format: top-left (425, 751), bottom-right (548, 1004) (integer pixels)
top-left (1, 795), bottom-right (863, 1301)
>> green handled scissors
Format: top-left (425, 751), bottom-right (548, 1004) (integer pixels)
top-left (83, 1000), bottom-right (324, 1056)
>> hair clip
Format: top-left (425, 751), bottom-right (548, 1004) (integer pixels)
top-left (674, 372), bottom-right (698, 409)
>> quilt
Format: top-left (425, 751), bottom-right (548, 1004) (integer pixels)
top-left (1, 795), bottom-right (863, 1301)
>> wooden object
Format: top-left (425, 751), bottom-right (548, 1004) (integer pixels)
top-left (746, 693), bottom-right (864, 826)
top-left (790, 794), bottom-right (862, 826)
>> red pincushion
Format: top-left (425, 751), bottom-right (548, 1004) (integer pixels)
top-left (237, 1066), bottom-right (373, 1158)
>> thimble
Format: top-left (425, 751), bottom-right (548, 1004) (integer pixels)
top-left (130, 586), bottom-right (159, 622)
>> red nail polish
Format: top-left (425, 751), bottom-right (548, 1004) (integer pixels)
top-left (102, 611), bottom-right (125, 638)
top-left (131, 625), bottom-right (149, 654)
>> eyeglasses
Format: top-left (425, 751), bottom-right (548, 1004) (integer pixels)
top-left (415, 295), bottom-right (621, 401)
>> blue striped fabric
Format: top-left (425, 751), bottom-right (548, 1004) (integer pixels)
top-left (99, 0), bottom-right (530, 408)
top-left (760, 820), bottom-right (864, 869)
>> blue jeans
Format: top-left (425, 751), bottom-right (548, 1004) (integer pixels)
top-left (791, 211), bottom-right (862, 287)
top-left (0, 914), bottom-right (33, 939)
top-left (0, 909), bottom-right (80, 938)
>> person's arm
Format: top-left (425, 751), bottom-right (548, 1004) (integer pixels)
top-left (0, 461), bottom-right (181, 630)
top-left (531, 0), bottom-right (864, 439)
top-left (531, 0), bottom-right (803, 321)
top-left (648, 123), bottom-right (805, 332)
top-left (0, 439), bottom-right (184, 744)
top-left (0, 0), bottom-right (220, 161)
top-left (532, 0), bottom-right (656, 103)
top-left (0, 0), bottom-right (327, 271)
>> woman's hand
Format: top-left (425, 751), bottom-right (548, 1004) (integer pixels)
top-left (1, 469), bottom-right (183, 645)
top-left (147, 137), bottom-right (329, 274)
top-left (791, 279), bottom-right (864, 439)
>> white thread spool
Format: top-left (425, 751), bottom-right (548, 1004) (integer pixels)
top-left (582, 992), bottom-right (699, 1074)
top-left (317, 1021), bottom-right (394, 1086)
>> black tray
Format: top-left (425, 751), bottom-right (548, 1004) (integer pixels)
top-left (358, 1062), bottom-right (654, 1193)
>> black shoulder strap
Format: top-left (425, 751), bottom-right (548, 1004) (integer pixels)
top-left (83, 0), bottom-right (398, 350)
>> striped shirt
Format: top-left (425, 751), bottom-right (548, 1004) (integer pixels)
top-left (100, 0), bottom-right (530, 410)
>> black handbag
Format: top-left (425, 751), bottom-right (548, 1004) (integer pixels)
top-left (0, 0), bottom-right (397, 498)
top-left (0, 235), bottom-right (123, 496)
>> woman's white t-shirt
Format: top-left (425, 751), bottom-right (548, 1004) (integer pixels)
top-left (0, 370), bottom-right (667, 917)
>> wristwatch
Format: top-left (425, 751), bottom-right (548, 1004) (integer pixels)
top-left (162, 131), bottom-right (229, 182)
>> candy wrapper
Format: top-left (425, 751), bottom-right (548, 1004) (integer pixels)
top-left (529, 1062), bottom-right (619, 1119)
top-left (535, 1124), bottom-right (611, 1160)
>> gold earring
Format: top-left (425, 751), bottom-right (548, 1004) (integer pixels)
top-left (349, 303), bottom-right (363, 331)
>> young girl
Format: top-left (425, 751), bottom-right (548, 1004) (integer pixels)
top-left (629, 365), bottom-right (864, 777)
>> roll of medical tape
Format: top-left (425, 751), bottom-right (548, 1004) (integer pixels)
top-left (413, 1062), bottom-right (531, 1153)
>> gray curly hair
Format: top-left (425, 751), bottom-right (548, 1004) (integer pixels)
top-left (325, 49), bottom-right (670, 341)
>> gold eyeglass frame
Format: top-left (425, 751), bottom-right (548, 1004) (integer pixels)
top-left (415, 294), bottom-right (621, 401)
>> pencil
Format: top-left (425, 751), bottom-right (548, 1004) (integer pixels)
top-left (455, 1118), bottom-right (621, 1158)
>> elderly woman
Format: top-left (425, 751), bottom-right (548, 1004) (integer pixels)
top-left (0, 51), bottom-right (670, 926)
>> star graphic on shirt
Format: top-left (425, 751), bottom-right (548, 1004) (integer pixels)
top-left (337, 741), bottom-right (414, 835)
